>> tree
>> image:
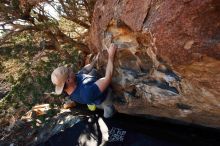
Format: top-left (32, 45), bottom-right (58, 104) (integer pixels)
top-left (0, 0), bottom-right (96, 55)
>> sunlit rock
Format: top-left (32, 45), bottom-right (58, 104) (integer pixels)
top-left (89, 0), bottom-right (220, 128)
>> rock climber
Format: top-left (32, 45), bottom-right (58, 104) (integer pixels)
top-left (51, 44), bottom-right (117, 118)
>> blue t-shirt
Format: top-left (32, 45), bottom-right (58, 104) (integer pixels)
top-left (70, 73), bottom-right (108, 105)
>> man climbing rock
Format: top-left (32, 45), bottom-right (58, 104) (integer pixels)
top-left (51, 44), bottom-right (117, 118)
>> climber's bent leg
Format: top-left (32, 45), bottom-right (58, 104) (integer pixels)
top-left (96, 88), bottom-right (116, 118)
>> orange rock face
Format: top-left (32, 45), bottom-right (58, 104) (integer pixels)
top-left (89, 0), bottom-right (220, 127)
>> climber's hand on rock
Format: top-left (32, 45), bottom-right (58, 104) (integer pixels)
top-left (107, 43), bottom-right (117, 60)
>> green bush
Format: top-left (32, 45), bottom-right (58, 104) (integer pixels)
top-left (0, 43), bottom-right (82, 118)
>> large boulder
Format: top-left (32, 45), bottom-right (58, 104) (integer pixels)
top-left (89, 0), bottom-right (220, 128)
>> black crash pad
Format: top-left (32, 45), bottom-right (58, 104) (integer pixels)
top-left (38, 112), bottom-right (220, 146)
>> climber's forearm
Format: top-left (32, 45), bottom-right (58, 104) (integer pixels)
top-left (81, 61), bottom-right (96, 73)
top-left (80, 53), bottom-right (99, 74)
top-left (80, 59), bottom-right (97, 74)
top-left (95, 44), bottom-right (116, 92)
top-left (105, 57), bottom-right (114, 81)
top-left (95, 57), bottom-right (114, 92)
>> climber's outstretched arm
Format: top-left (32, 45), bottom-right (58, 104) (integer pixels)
top-left (95, 44), bottom-right (117, 92)
top-left (79, 53), bottom-right (99, 74)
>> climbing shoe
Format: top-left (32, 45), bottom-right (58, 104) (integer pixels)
top-left (87, 104), bottom-right (96, 111)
